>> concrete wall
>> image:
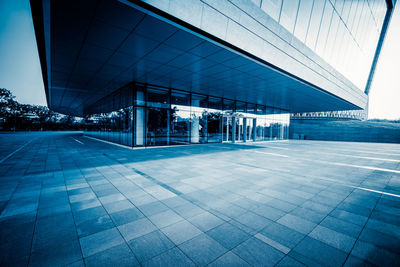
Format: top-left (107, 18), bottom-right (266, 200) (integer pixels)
top-left (290, 120), bottom-right (400, 143)
top-left (136, 0), bottom-right (368, 109)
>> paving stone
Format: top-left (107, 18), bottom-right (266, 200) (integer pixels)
top-left (351, 240), bottom-right (400, 266)
top-left (142, 247), bottom-right (195, 267)
top-left (233, 237), bottom-right (285, 266)
top-left (161, 220), bottom-right (202, 245)
top-left (76, 214), bottom-right (114, 237)
top-left (187, 211), bottom-right (224, 232)
top-left (277, 214), bottom-right (316, 235)
top-left (109, 207), bottom-right (144, 226)
top-left (118, 217), bottom-right (157, 241)
top-left (179, 233), bottom-right (227, 266)
top-left (320, 215), bottom-right (363, 238)
top-left (261, 221), bottom-right (305, 249)
top-left (79, 228), bottom-right (125, 258)
top-left (206, 222), bottom-right (250, 250)
top-left (208, 251), bottom-right (251, 266)
top-left (1, 133), bottom-right (400, 265)
top-left (84, 243), bottom-right (138, 267)
top-left (128, 230), bottom-right (174, 263)
top-left (276, 255), bottom-right (306, 267)
top-left (148, 209), bottom-right (184, 228)
top-left (308, 225), bottom-right (356, 253)
top-left (291, 236), bottom-right (347, 267)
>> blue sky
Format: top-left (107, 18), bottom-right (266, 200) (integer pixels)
top-left (1, 0), bottom-right (399, 119)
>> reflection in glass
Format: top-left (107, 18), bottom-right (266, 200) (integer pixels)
top-left (170, 91), bottom-right (190, 145)
top-left (147, 108), bottom-right (169, 146)
top-left (191, 94), bottom-right (208, 144)
top-left (170, 105), bottom-right (190, 145)
top-left (85, 83), bottom-right (290, 146)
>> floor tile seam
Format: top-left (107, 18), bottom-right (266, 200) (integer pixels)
top-left (64, 137), bottom-right (135, 261)
top-left (63, 173), bottom-right (88, 266)
top-left (202, 224), bottom-right (255, 266)
top-left (275, 186), bottom-right (357, 267)
top-left (103, 153), bottom-right (253, 265)
top-left (0, 140), bottom-right (44, 216)
top-left (81, 151), bottom-right (195, 265)
top-left (0, 137), bottom-right (37, 165)
top-left (27, 169), bottom-right (46, 266)
top-left (100, 151), bottom-right (233, 226)
top-left (342, 190), bottom-right (384, 266)
top-left (74, 160), bottom-right (142, 264)
top-left (344, 168), bottom-right (397, 264)
top-left (248, 157), bottom-right (399, 200)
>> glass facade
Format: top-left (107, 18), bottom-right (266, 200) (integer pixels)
top-left (85, 83), bottom-right (289, 147)
top-left (256, 0), bottom-right (387, 89)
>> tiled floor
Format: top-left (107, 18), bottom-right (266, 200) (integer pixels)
top-left (1, 132), bottom-right (400, 266)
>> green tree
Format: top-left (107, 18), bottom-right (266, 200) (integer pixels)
top-left (0, 88), bottom-right (21, 130)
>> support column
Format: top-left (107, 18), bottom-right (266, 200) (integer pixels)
top-left (253, 118), bottom-right (257, 141)
top-left (243, 118), bottom-right (247, 143)
top-left (232, 117), bottom-right (236, 143)
top-left (135, 90), bottom-right (145, 146)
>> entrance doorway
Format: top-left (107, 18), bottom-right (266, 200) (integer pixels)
top-left (223, 115), bottom-right (255, 143)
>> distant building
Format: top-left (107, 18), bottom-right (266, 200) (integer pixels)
top-left (31, 0), bottom-right (396, 147)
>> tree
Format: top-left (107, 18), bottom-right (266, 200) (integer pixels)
top-left (0, 88), bottom-right (21, 130)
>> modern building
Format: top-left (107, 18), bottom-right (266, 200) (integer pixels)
top-left (31, 0), bottom-right (395, 147)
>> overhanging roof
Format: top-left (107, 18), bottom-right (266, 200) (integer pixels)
top-left (31, 0), bottom-right (363, 116)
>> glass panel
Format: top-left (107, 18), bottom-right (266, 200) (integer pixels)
top-left (347, 0), bottom-right (359, 30)
top-left (305, 0), bottom-right (325, 50)
top-left (222, 116), bottom-right (232, 142)
top-left (255, 117), bottom-right (264, 141)
top-left (315, 0), bottom-right (333, 55)
top-left (120, 107), bottom-right (133, 146)
top-left (335, 0), bottom-right (345, 16)
top-left (171, 90), bottom-right (190, 106)
top-left (135, 106), bottom-right (145, 146)
top-left (236, 101), bottom-right (246, 113)
top-left (251, 0), bottom-right (262, 7)
top-left (294, 0), bottom-right (314, 42)
top-left (208, 109), bottom-right (222, 143)
top-left (257, 105), bottom-right (266, 115)
top-left (208, 97), bottom-right (222, 110)
top-left (171, 91), bottom-right (190, 145)
top-left (190, 94), bottom-right (208, 144)
top-left (247, 104), bottom-right (256, 114)
top-left (261, 0), bottom-right (283, 21)
top-left (280, 0), bottom-right (300, 33)
top-left (246, 118), bottom-right (254, 141)
top-left (191, 94), bottom-right (208, 108)
top-left (223, 99), bottom-right (235, 114)
top-left (146, 108), bottom-right (169, 146)
top-left (323, 10), bottom-right (339, 61)
top-left (147, 87), bottom-right (169, 108)
top-left (235, 117), bottom-right (244, 142)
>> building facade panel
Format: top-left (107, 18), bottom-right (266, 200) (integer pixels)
top-left (30, 0), bottom-right (395, 147)
top-left (139, 0), bottom-right (368, 108)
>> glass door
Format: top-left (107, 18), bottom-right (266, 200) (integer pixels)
top-left (245, 118), bottom-right (254, 142)
top-left (222, 116), bottom-right (232, 142)
top-left (235, 117), bottom-right (244, 142)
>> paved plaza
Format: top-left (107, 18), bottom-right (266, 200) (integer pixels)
top-left (0, 132), bottom-right (400, 266)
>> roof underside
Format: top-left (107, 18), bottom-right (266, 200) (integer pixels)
top-left (34, 0), bottom-right (362, 116)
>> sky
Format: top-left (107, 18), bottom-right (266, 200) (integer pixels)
top-left (0, 0), bottom-right (399, 120)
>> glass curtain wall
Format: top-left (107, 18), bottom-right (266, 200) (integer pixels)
top-left (257, 0), bottom-right (387, 89)
top-left (85, 84), bottom-right (133, 146)
top-left (85, 83), bottom-right (289, 147)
